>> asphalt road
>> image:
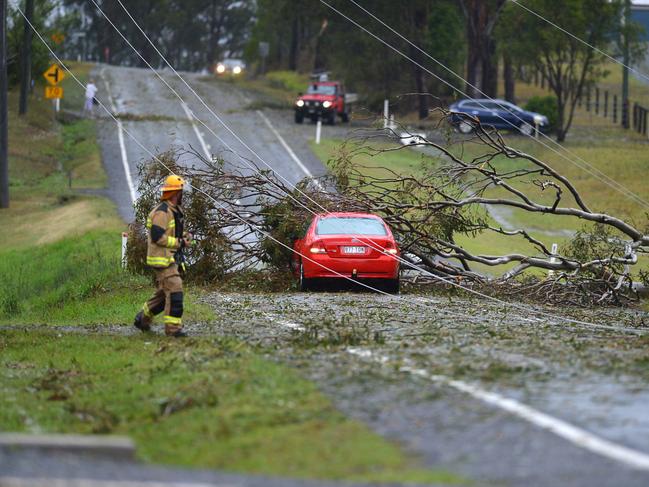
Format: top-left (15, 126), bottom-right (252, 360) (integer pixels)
top-left (199, 292), bottom-right (649, 487)
top-left (95, 65), bottom-right (332, 221)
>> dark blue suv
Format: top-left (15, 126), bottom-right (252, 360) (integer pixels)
top-left (448, 99), bottom-right (549, 136)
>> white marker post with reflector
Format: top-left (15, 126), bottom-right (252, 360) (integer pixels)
top-left (548, 242), bottom-right (558, 277)
top-left (121, 232), bottom-right (128, 269)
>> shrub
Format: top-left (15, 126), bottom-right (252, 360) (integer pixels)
top-left (524, 96), bottom-right (558, 131)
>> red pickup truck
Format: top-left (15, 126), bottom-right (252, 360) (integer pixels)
top-left (294, 81), bottom-right (353, 125)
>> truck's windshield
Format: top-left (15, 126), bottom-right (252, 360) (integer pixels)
top-left (307, 84), bottom-right (336, 96)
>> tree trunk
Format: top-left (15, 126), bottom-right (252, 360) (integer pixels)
top-left (415, 65), bottom-right (428, 119)
top-left (288, 16), bottom-right (299, 71)
top-left (461, 0), bottom-right (506, 98)
top-left (465, 33), bottom-right (479, 97)
top-left (504, 54), bottom-right (515, 103)
top-left (482, 39), bottom-right (498, 97)
top-left (556, 100), bottom-right (566, 142)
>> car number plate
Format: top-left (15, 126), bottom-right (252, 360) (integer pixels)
top-left (342, 246), bottom-right (366, 254)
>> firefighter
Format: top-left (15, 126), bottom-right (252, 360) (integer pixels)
top-left (134, 175), bottom-right (192, 337)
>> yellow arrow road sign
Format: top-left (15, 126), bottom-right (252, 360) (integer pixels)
top-left (43, 64), bottom-right (66, 85)
top-left (45, 86), bottom-right (64, 99)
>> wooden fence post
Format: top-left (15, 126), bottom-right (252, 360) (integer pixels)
top-left (604, 91), bottom-right (608, 118)
top-left (595, 88), bottom-right (600, 115)
top-left (613, 95), bottom-right (618, 124)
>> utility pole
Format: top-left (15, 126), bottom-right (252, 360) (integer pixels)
top-left (621, 0), bottom-right (631, 129)
top-left (19, 0), bottom-right (35, 115)
top-left (1, 0), bottom-right (9, 209)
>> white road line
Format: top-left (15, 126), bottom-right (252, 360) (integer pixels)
top-left (255, 110), bottom-right (319, 183)
top-left (180, 102), bottom-right (211, 160)
top-left (263, 313), bottom-right (305, 331)
top-left (348, 347), bottom-right (649, 471)
top-left (100, 70), bottom-right (136, 204)
top-left (0, 478), bottom-right (237, 487)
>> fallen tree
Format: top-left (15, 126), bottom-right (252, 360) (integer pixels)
top-left (127, 111), bottom-right (648, 305)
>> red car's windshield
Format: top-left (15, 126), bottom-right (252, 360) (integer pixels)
top-left (316, 217), bottom-right (387, 236)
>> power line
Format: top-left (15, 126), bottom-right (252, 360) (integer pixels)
top-left (95, 0), bottom-right (645, 335)
top-left (16, 6), bottom-right (492, 327)
top-left (18, 4), bottom-right (642, 335)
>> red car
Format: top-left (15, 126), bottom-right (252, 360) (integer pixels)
top-left (291, 212), bottom-right (400, 293)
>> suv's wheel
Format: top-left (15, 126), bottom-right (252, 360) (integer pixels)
top-left (328, 113), bottom-right (336, 126)
top-left (295, 112), bottom-right (304, 124)
top-left (458, 121), bottom-right (474, 134)
top-left (341, 112), bottom-right (349, 123)
top-left (519, 122), bottom-right (534, 136)
top-left (299, 262), bottom-right (312, 292)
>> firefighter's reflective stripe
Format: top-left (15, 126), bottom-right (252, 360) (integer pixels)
top-left (146, 217), bottom-right (152, 229)
top-left (146, 256), bottom-right (175, 267)
top-left (164, 315), bottom-right (182, 325)
top-left (166, 236), bottom-right (178, 248)
top-left (143, 302), bottom-right (153, 318)
top-left (168, 219), bottom-right (175, 229)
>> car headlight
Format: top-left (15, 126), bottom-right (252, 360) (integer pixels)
top-left (533, 114), bottom-right (545, 125)
top-left (322, 101), bottom-right (332, 108)
top-left (215, 64), bottom-right (225, 74)
top-left (296, 100), bottom-right (305, 107)
top-left (232, 66), bottom-right (242, 74)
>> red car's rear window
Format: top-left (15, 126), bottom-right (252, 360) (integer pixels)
top-left (316, 217), bottom-right (387, 236)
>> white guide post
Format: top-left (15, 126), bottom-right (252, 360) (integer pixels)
top-left (383, 99), bottom-right (389, 129)
top-left (315, 119), bottom-right (322, 145)
top-left (548, 242), bottom-right (558, 277)
top-left (121, 232), bottom-right (128, 269)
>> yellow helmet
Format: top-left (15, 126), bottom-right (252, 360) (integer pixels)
top-left (161, 174), bottom-right (185, 193)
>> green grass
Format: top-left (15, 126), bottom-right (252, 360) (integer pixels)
top-left (309, 136), bottom-right (649, 276)
top-left (0, 330), bottom-right (463, 484)
top-left (60, 60), bottom-right (94, 112)
top-left (310, 138), bottom-right (429, 177)
top-left (0, 231), bottom-right (213, 326)
top-left (225, 70), bottom-right (311, 108)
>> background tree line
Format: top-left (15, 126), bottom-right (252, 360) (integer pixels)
top-left (9, 0), bottom-right (644, 141)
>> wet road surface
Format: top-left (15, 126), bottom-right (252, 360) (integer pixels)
top-left (94, 65), bottom-right (337, 221)
top-left (198, 291), bottom-right (649, 487)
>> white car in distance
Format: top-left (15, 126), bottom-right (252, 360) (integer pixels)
top-left (215, 59), bottom-right (246, 76)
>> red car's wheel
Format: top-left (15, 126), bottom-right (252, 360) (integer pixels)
top-left (383, 279), bottom-right (400, 295)
top-left (299, 262), bottom-right (312, 292)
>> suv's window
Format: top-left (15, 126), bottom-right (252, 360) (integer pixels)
top-left (461, 101), bottom-right (481, 109)
top-left (307, 84), bottom-right (336, 95)
top-left (497, 102), bottom-right (521, 112)
top-left (316, 217), bottom-right (387, 236)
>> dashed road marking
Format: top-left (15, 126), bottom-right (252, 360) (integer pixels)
top-left (263, 313), bottom-right (305, 331)
top-left (348, 347), bottom-right (649, 471)
top-left (180, 102), bottom-right (211, 160)
top-left (255, 110), bottom-right (323, 190)
top-left (100, 70), bottom-right (137, 204)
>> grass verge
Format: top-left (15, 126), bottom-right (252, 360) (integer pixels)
top-left (214, 70), bottom-right (310, 109)
top-left (0, 330), bottom-right (463, 484)
top-left (2, 64), bottom-right (211, 324)
top-left (0, 231), bottom-right (213, 326)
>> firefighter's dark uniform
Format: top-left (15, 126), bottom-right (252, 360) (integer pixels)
top-left (137, 199), bottom-right (186, 336)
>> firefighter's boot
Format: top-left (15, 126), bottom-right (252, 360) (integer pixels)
top-left (133, 311), bottom-right (151, 332)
